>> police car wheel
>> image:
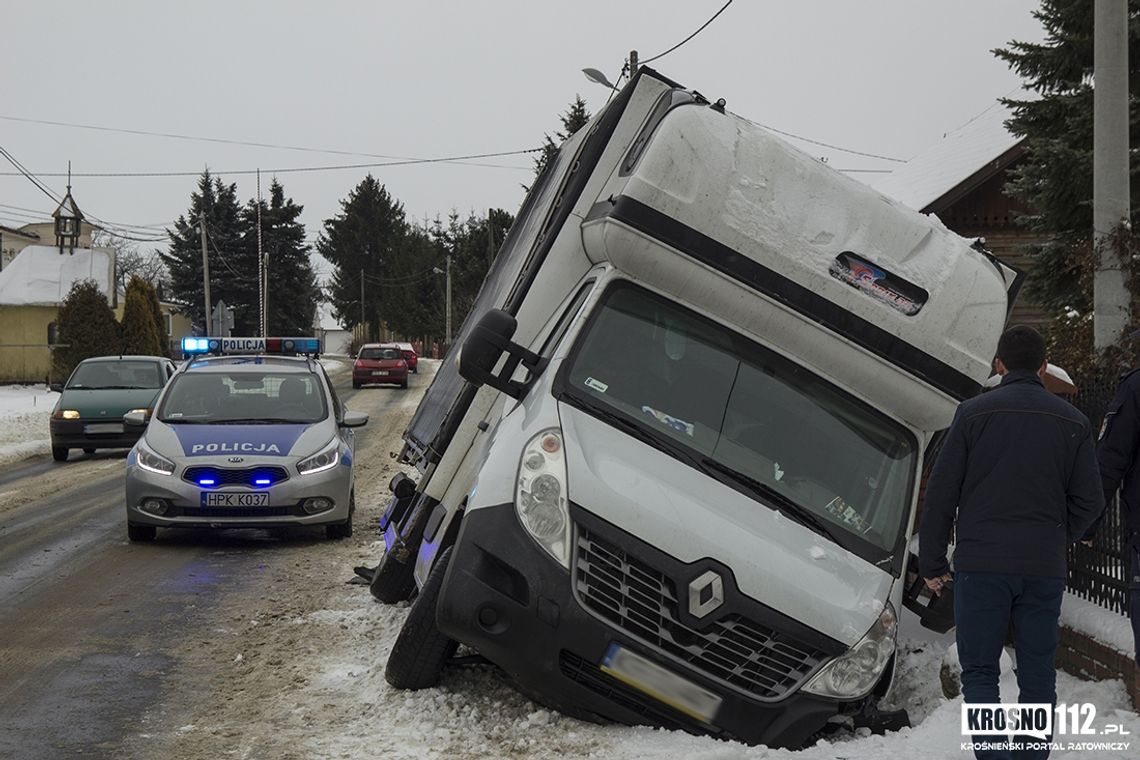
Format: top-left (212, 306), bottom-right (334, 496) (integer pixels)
top-left (51, 446), bottom-right (68, 462)
top-left (326, 491), bottom-right (355, 539)
top-left (127, 523), bottom-right (157, 542)
top-left (384, 547), bottom-right (457, 690)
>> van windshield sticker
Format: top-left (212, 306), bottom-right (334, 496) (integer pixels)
top-left (584, 377), bottom-right (609, 393)
top-left (828, 252), bottom-right (928, 316)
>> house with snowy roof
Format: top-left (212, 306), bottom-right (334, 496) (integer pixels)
top-left (864, 102), bottom-right (1048, 328)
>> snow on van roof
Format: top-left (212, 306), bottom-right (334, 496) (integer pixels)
top-left (0, 244), bottom-right (114, 306)
top-left (863, 101), bottom-right (1022, 212)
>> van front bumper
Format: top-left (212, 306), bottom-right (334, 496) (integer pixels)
top-left (437, 502), bottom-right (853, 748)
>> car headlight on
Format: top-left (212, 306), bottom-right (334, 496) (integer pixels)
top-left (297, 439), bottom-right (339, 474)
top-left (515, 428), bottom-right (572, 568)
top-left (52, 409), bottom-right (80, 420)
top-left (136, 441), bottom-right (176, 475)
top-left (803, 602), bottom-right (897, 699)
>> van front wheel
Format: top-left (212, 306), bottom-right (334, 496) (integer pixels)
top-left (384, 547), bottom-right (457, 690)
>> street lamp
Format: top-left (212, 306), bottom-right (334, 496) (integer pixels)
top-left (582, 68), bottom-right (618, 91)
top-left (432, 256), bottom-right (452, 346)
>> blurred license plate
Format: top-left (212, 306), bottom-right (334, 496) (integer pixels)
top-left (85, 423), bottom-right (123, 434)
top-left (201, 492), bottom-right (269, 507)
top-left (372, 370), bottom-right (389, 376)
top-left (600, 643), bottom-right (721, 723)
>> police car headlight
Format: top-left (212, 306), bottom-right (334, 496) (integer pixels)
top-left (515, 428), bottom-right (571, 569)
top-left (803, 602), bottom-right (896, 699)
top-left (136, 441), bottom-right (175, 476)
top-left (297, 439), bottom-right (340, 475)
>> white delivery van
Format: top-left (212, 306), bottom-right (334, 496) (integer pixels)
top-left (372, 68), bottom-right (1021, 748)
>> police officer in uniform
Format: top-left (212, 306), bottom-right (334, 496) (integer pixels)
top-left (1091, 364), bottom-right (1140, 665)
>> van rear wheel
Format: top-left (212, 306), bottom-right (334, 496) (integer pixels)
top-left (369, 543), bottom-right (417, 603)
top-left (385, 547), bottom-right (457, 690)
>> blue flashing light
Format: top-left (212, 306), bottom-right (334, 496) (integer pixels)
top-left (199, 478), bottom-right (216, 486)
top-left (254, 478), bottom-right (271, 486)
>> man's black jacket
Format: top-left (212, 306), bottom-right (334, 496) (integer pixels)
top-left (1095, 368), bottom-right (1140, 549)
top-left (919, 369), bottom-right (1104, 579)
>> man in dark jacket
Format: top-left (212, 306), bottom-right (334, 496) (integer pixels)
top-left (920, 325), bottom-right (1104, 760)
top-left (1092, 365), bottom-right (1140, 665)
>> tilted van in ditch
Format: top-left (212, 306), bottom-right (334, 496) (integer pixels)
top-left (371, 68), bottom-right (1020, 747)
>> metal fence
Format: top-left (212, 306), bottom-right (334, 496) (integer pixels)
top-left (1067, 374), bottom-right (1131, 615)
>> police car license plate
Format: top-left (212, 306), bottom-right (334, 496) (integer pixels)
top-left (201, 492), bottom-right (270, 507)
top-left (371, 370), bottom-right (389, 376)
top-left (85, 422), bottom-right (123, 434)
top-left (600, 643), bottom-right (721, 723)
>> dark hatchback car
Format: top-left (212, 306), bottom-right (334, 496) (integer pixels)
top-left (49, 355), bottom-right (177, 461)
top-left (353, 344), bottom-right (408, 389)
top-left (389, 342), bottom-right (419, 373)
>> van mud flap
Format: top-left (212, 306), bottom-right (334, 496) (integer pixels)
top-left (902, 553), bottom-right (955, 633)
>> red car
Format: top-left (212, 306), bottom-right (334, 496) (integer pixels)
top-left (353, 344), bottom-right (408, 389)
top-left (388, 342), bottom-right (418, 373)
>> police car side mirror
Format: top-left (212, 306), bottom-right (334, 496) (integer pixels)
top-left (341, 410), bottom-right (369, 428)
top-left (123, 410), bottom-right (149, 428)
top-left (458, 309), bottom-right (541, 400)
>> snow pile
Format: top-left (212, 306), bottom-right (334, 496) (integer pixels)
top-left (0, 384), bottom-right (55, 464)
top-left (1061, 592), bottom-right (1137, 657)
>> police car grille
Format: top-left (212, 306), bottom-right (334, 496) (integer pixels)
top-left (574, 529), bottom-right (827, 701)
top-left (183, 466), bottom-right (290, 487)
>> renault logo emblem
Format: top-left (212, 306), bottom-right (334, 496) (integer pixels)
top-left (227, 456), bottom-right (244, 463)
top-left (688, 570), bottom-right (724, 618)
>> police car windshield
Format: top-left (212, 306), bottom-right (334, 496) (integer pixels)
top-left (561, 284), bottom-right (917, 564)
top-left (158, 371), bottom-right (327, 424)
top-left (68, 360), bottom-right (163, 390)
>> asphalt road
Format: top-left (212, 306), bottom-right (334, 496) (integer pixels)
top-left (0, 358), bottom-right (427, 760)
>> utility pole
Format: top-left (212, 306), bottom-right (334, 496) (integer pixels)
top-left (1093, 0), bottom-right (1131, 349)
top-left (487, 209), bottom-right (495, 267)
top-left (360, 267), bottom-right (365, 341)
top-left (629, 49), bottom-right (638, 76)
top-left (256, 169), bottom-right (266, 337)
top-left (199, 214), bottom-right (211, 334)
top-left (445, 253), bottom-right (452, 347)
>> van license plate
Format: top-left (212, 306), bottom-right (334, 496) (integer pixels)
top-left (600, 643), bottom-right (721, 723)
top-left (201, 492), bottom-right (269, 507)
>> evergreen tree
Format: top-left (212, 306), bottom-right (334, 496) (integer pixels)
top-left (120, 275), bottom-right (164, 356)
top-left (160, 171), bottom-right (250, 332)
top-left (141, 278), bottom-right (169, 357)
top-left (994, 1), bottom-right (1140, 315)
top-left (240, 179), bottom-right (319, 335)
top-left (532, 95), bottom-right (592, 181)
top-left (52, 280), bottom-right (120, 381)
top-left (317, 176), bottom-right (408, 339)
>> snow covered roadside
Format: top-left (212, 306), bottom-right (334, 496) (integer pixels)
top-left (0, 384), bottom-right (56, 465)
top-left (1061, 593), bottom-right (1137, 658)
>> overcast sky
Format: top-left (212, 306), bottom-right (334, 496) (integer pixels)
top-left (2, 1), bottom-right (1047, 279)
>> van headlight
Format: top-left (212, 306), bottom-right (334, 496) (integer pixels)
top-left (515, 428), bottom-right (571, 568)
top-left (136, 441), bottom-right (175, 475)
top-left (297, 439), bottom-right (339, 474)
top-left (803, 602), bottom-right (896, 699)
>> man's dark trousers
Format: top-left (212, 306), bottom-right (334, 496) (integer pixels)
top-left (956, 571), bottom-right (1065, 760)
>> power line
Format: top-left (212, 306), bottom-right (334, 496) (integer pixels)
top-left (641, 1), bottom-right (735, 65)
top-left (744, 119), bottom-right (907, 163)
top-left (0, 113), bottom-right (534, 170)
top-left (0, 147), bottom-right (542, 179)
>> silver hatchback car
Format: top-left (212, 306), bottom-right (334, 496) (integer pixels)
top-left (124, 352), bottom-right (367, 541)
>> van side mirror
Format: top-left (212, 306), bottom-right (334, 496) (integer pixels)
top-left (458, 309), bottom-right (543, 399)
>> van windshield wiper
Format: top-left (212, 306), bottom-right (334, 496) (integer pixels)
top-left (699, 457), bottom-right (844, 546)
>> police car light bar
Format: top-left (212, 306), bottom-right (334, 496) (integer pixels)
top-left (181, 337), bottom-right (322, 356)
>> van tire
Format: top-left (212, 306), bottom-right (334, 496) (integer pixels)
top-left (128, 523), bottom-right (156, 542)
top-left (385, 547), bottom-right (457, 690)
top-left (369, 544), bottom-right (417, 603)
top-left (52, 446), bottom-right (68, 462)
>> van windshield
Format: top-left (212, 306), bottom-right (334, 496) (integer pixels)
top-left (560, 284), bottom-right (916, 563)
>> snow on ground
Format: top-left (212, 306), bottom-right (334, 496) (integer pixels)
top-left (0, 384), bottom-right (56, 465)
top-left (1062, 592), bottom-right (1137, 657)
top-left (6, 370), bottom-right (1136, 758)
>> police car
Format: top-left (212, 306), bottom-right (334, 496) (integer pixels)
top-left (124, 337), bottom-right (367, 541)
